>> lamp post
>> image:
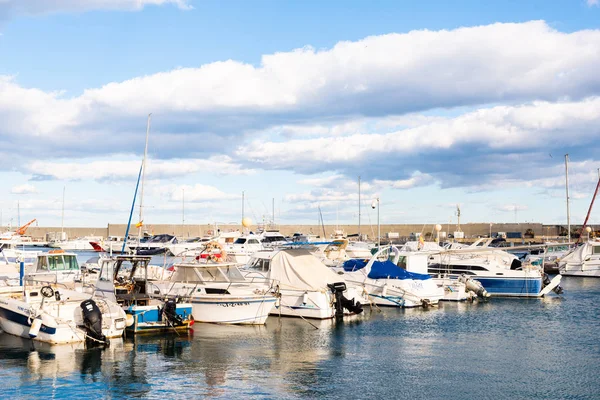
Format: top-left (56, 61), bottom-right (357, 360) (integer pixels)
top-left (489, 222), bottom-right (492, 239)
top-left (435, 224), bottom-right (442, 244)
top-left (586, 226), bottom-right (592, 241)
top-left (371, 198), bottom-right (380, 250)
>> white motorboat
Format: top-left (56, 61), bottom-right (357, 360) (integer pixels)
top-left (334, 246), bottom-right (445, 307)
top-left (243, 248), bottom-right (365, 320)
top-left (166, 236), bottom-right (213, 256)
top-left (0, 284), bottom-right (126, 345)
top-left (411, 241), bottom-right (564, 297)
top-left (49, 236), bottom-right (103, 251)
top-left (151, 261), bottom-right (277, 325)
top-left (225, 234), bottom-right (264, 264)
top-left (133, 234), bottom-right (178, 255)
top-left (559, 240), bottom-right (600, 277)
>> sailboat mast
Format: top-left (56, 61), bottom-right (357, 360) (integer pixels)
top-left (138, 113), bottom-right (152, 242)
top-left (565, 154), bottom-right (571, 241)
top-left (358, 176), bottom-right (361, 239)
top-left (241, 191), bottom-right (245, 226)
top-left (61, 186), bottom-right (65, 240)
top-left (182, 188), bottom-right (185, 236)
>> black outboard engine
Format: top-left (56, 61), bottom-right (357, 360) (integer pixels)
top-left (327, 282), bottom-right (363, 319)
top-left (80, 299), bottom-right (108, 347)
top-left (162, 299), bottom-right (184, 326)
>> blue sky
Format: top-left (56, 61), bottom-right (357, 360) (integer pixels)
top-left (1, 0), bottom-right (600, 230)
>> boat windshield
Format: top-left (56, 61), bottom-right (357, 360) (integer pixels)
top-left (174, 265), bottom-right (246, 282)
top-left (247, 257), bottom-right (270, 272)
top-left (37, 254), bottom-right (79, 271)
top-left (234, 238), bottom-right (247, 244)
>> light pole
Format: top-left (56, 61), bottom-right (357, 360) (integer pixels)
top-left (489, 222), bottom-right (492, 238)
top-left (371, 198), bottom-right (380, 249)
top-left (435, 224), bottom-right (442, 244)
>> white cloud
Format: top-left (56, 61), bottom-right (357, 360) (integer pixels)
top-left (167, 184), bottom-right (239, 202)
top-left (374, 172), bottom-right (435, 190)
top-left (0, 0), bottom-right (191, 18)
top-left (2, 21), bottom-right (600, 166)
top-left (26, 155), bottom-right (256, 181)
top-left (235, 97), bottom-right (600, 171)
top-left (11, 183), bottom-right (37, 194)
top-left (496, 204), bottom-right (528, 212)
top-left (588, 0), bottom-right (599, 7)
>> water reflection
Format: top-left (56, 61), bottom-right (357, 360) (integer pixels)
top-left (0, 277), bottom-right (598, 399)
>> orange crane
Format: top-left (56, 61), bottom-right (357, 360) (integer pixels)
top-left (16, 219), bottom-right (36, 236)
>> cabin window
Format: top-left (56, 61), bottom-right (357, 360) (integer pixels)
top-left (248, 239), bottom-right (260, 244)
top-left (234, 238), bottom-right (247, 244)
top-left (593, 246), bottom-right (600, 255)
top-left (48, 256), bottom-right (65, 271)
top-left (65, 256), bottom-right (79, 270)
top-left (37, 257), bottom-right (48, 271)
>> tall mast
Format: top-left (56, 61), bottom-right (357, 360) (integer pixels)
top-left (272, 197), bottom-right (275, 226)
top-left (565, 154), bottom-right (571, 241)
top-left (358, 176), bottom-right (361, 239)
top-left (61, 186), bottom-right (65, 239)
top-left (138, 113), bottom-right (152, 242)
top-left (182, 188), bottom-right (185, 236)
top-left (241, 191), bottom-right (245, 226)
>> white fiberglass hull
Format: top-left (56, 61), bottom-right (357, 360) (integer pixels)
top-left (559, 265), bottom-right (600, 277)
top-left (273, 286), bottom-right (367, 319)
top-left (190, 294), bottom-right (276, 325)
top-left (0, 294), bottom-right (126, 344)
top-left (341, 273), bottom-right (444, 308)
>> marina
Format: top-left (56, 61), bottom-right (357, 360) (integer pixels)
top-left (0, 274), bottom-right (597, 399)
top-left (2, 1), bottom-right (600, 398)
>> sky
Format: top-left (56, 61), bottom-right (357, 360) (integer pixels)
top-left (1, 0), bottom-right (600, 230)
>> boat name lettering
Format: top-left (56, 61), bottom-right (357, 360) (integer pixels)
top-left (218, 302), bottom-right (250, 307)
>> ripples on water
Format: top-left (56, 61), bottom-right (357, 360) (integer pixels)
top-left (1, 254), bottom-right (599, 399)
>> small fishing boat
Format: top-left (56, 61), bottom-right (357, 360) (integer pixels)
top-left (0, 285), bottom-right (126, 345)
top-left (94, 255), bottom-right (194, 334)
top-left (152, 260), bottom-right (277, 325)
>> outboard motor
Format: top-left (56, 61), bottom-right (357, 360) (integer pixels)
top-left (162, 299), bottom-right (184, 326)
top-left (543, 274), bottom-right (564, 295)
top-left (327, 282), bottom-right (363, 319)
top-left (459, 275), bottom-right (490, 298)
top-left (80, 299), bottom-right (108, 347)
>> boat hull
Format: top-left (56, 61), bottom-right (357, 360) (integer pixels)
top-left (126, 303), bottom-right (194, 334)
top-left (473, 276), bottom-right (543, 297)
top-left (0, 296), bottom-right (126, 344)
top-left (190, 295), bottom-right (276, 325)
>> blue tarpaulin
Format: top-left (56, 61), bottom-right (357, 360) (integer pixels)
top-left (367, 260), bottom-right (432, 280)
top-left (343, 259), bottom-right (369, 272)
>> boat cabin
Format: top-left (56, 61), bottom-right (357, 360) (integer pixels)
top-left (171, 263), bottom-right (247, 283)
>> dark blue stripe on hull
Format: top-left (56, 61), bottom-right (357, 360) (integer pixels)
top-left (0, 306), bottom-right (57, 335)
top-left (476, 277), bottom-right (542, 296)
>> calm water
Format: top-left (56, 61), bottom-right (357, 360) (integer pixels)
top-left (2, 252), bottom-right (599, 399)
